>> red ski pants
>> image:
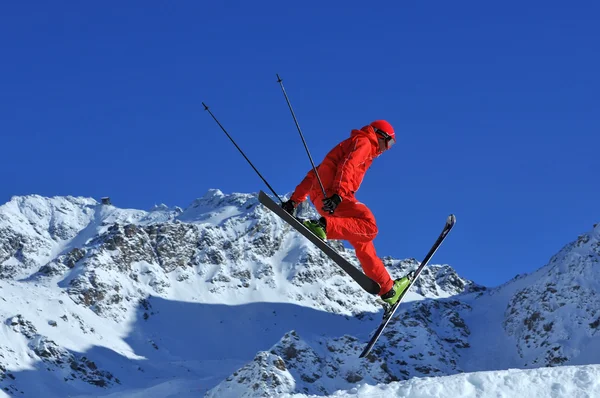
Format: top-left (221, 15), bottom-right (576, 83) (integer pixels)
top-left (313, 196), bottom-right (394, 295)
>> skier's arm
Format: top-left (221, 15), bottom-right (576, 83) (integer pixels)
top-left (290, 168), bottom-right (317, 203)
top-left (332, 137), bottom-right (371, 199)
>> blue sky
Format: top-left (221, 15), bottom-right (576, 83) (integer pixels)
top-left (1, 2), bottom-right (598, 287)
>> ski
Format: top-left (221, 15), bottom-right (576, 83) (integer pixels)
top-left (258, 190), bottom-right (381, 295)
top-left (359, 214), bottom-right (457, 358)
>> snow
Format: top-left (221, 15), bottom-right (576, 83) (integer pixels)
top-left (284, 365), bottom-right (600, 398)
top-left (0, 281), bottom-right (141, 361)
top-left (0, 191), bottom-right (599, 397)
top-left (176, 189), bottom-right (247, 225)
top-left (3, 365), bottom-right (595, 398)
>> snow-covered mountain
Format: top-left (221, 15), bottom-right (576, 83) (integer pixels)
top-left (0, 190), bottom-right (598, 397)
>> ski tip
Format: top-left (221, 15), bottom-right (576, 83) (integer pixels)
top-left (447, 214), bottom-right (456, 226)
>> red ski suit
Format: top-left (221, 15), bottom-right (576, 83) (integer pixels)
top-left (290, 126), bottom-right (394, 295)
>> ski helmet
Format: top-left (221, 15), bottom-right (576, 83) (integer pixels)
top-left (370, 120), bottom-right (396, 149)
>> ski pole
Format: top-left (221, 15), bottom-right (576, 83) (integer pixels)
top-left (276, 74), bottom-right (327, 198)
top-left (202, 102), bottom-right (283, 203)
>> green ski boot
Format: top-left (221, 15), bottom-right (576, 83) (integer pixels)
top-left (381, 273), bottom-right (413, 306)
top-left (303, 218), bottom-right (327, 241)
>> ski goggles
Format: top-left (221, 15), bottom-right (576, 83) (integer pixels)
top-left (374, 128), bottom-right (396, 149)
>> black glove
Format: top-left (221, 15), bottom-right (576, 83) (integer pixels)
top-left (322, 194), bottom-right (342, 214)
top-left (281, 200), bottom-right (296, 215)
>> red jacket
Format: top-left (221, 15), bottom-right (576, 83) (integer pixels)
top-left (291, 126), bottom-right (380, 203)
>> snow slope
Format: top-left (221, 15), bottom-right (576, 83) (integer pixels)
top-left (285, 364), bottom-right (600, 398)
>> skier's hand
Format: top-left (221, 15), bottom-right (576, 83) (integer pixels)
top-left (281, 200), bottom-right (296, 215)
top-left (322, 194), bottom-right (342, 214)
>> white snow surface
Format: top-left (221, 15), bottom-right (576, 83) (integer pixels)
top-left (284, 364), bottom-right (600, 398)
top-left (0, 190), bottom-right (598, 397)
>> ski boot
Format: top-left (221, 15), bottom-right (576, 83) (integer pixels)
top-left (379, 272), bottom-right (414, 308)
top-left (302, 217), bottom-right (327, 241)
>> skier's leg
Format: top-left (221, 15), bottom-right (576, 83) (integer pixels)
top-left (313, 197), bottom-right (378, 242)
top-left (350, 234), bottom-right (411, 304)
top-left (348, 239), bottom-right (394, 295)
top-left (312, 197), bottom-right (394, 295)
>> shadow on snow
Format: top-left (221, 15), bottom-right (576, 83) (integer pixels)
top-left (2, 296), bottom-right (377, 397)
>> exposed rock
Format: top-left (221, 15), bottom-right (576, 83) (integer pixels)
top-left (205, 351), bottom-right (295, 398)
top-left (7, 315), bottom-right (38, 339)
top-left (30, 336), bottom-right (119, 388)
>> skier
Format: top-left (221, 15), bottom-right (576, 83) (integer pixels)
top-left (281, 120), bottom-right (412, 306)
